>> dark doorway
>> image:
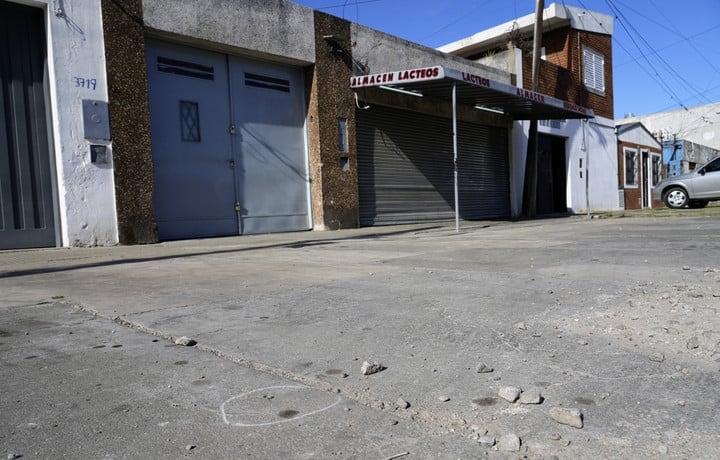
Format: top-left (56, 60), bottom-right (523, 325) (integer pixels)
top-left (536, 134), bottom-right (567, 215)
top-left (0, 1), bottom-right (56, 249)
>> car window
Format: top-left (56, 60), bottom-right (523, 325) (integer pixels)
top-left (704, 157), bottom-right (720, 173)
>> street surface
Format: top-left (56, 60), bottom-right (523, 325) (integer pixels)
top-left (2, 215), bottom-right (719, 458)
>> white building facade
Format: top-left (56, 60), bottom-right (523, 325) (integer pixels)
top-left (1, 0), bottom-right (117, 249)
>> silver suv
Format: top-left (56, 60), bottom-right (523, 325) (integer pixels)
top-left (653, 155), bottom-right (720, 208)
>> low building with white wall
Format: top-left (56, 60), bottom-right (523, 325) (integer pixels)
top-left (511, 117), bottom-right (618, 215)
top-left (619, 102), bottom-right (720, 152)
top-left (1, 0), bottom-right (598, 249)
top-left (1, 0), bottom-right (117, 249)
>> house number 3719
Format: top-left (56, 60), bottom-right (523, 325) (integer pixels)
top-left (74, 76), bottom-right (97, 90)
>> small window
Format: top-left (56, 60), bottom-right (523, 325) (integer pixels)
top-left (583, 46), bottom-right (605, 94)
top-left (651, 155), bottom-right (662, 185)
top-left (180, 101), bottom-right (200, 143)
top-left (337, 118), bottom-right (348, 152)
top-left (624, 148), bottom-right (638, 187)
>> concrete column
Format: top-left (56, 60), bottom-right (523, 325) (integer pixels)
top-left (306, 11), bottom-right (359, 230)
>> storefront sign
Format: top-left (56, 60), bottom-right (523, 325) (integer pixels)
top-left (350, 66), bottom-right (443, 88)
top-left (350, 65), bottom-right (593, 118)
top-left (516, 88), bottom-right (545, 103)
top-left (461, 72), bottom-right (491, 87)
top-left (562, 101), bottom-right (590, 116)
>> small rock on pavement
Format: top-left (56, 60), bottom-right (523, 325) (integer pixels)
top-left (8, 454), bottom-right (22, 460)
top-left (185, 445), bottom-right (196, 451)
top-left (478, 435), bottom-right (495, 447)
top-left (370, 400), bottom-right (385, 410)
top-left (686, 337), bottom-right (700, 349)
top-left (175, 336), bottom-right (197, 346)
top-left (550, 433), bottom-right (562, 441)
top-left (519, 388), bottom-right (542, 404)
top-left (550, 407), bottom-right (583, 428)
top-left (360, 361), bottom-right (384, 375)
top-left (396, 398), bottom-right (410, 409)
top-left (475, 363), bottom-right (494, 373)
top-left (498, 386), bottom-right (522, 403)
top-left (498, 433), bottom-right (521, 452)
top-left (649, 352), bottom-right (665, 363)
top-left (515, 322), bottom-right (527, 330)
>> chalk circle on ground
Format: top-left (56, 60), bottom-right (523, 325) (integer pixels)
top-left (220, 385), bottom-right (342, 427)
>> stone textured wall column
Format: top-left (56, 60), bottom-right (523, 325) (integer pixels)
top-left (307, 11), bottom-right (359, 230)
top-left (101, 0), bottom-right (158, 243)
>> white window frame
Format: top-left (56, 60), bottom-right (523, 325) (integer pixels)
top-left (624, 148), bottom-right (638, 188)
top-left (583, 46), bottom-right (605, 94)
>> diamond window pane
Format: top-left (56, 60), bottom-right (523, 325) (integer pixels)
top-left (180, 100), bottom-right (200, 142)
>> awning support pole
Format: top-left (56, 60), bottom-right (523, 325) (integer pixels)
top-left (452, 82), bottom-right (459, 233)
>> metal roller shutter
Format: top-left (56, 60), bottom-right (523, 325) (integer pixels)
top-left (357, 106), bottom-right (509, 225)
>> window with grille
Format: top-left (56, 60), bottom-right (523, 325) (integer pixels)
top-left (583, 46), bottom-right (605, 94)
top-left (179, 101), bottom-right (200, 143)
top-left (624, 148), bottom-right (638, 187)
top-left (652, 155), bottom-right (662, 185)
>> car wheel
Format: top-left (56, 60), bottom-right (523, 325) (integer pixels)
top-left (688, 200), bottom-right (709, 209)
top-left (663, 187), bottom-right (688, 208)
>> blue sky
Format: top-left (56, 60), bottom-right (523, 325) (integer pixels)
top-left (292, 0), bottom-right (720, 119)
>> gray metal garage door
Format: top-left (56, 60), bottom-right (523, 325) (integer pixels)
top-left (357, 106), bottom-right (509, 225)
top-left (0, 1), bottom-right (56, 250)
top-left (146, 40), bottom-right (310, 240)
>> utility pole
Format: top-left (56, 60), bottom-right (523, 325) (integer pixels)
top-left (521, 0), bottom-right (544, 217)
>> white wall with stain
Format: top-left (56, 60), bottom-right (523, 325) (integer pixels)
top-left (511, 116), bottom-right (620, 215)
top-left (27, 0), bottom-right (118, 246)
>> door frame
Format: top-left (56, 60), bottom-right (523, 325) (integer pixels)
top-left (0, 1), bottom-right (59, 249)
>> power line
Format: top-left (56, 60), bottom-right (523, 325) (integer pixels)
top-left (313, 0), bottom-right (380, 11)
top-left (608, 0), bottom-right (717, 107)
top-left (420, 0), bottom-right (496, 42)
top-left (575, 0), bottom-right (683, 110)
top-left (603, 0), bottom-right (697, 110)
top-left (615, 23), bottom-right (720, 68)
top-left (576, 0), bottom-right (715, 112)
top-left (614, 0), bottom-right (720, 82)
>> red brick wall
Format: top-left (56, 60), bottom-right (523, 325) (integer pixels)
top-left (522, 26), bottom-right (614, 119)
top-left (618, 141), bottom-right (642, 209)
top-left (618, 141), bottom-right (663, 209)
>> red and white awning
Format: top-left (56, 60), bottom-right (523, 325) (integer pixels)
top-left (350, 65), bottom-right (593, 120)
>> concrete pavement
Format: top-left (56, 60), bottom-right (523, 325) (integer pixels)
top-left (2, 216), bottom-right (720, 458)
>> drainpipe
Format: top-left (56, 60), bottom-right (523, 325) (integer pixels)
top-left (585, 119), bottom-right (590, 217)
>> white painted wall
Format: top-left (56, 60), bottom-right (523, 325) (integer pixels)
top-left (27, 0), bottom-right (118, 246)
top-left (619, 102), bottom-right (720, 151)
top-left (510, 116), bottom-right (619, 216)
top-left (617, 124), bottom-right (661, 149)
